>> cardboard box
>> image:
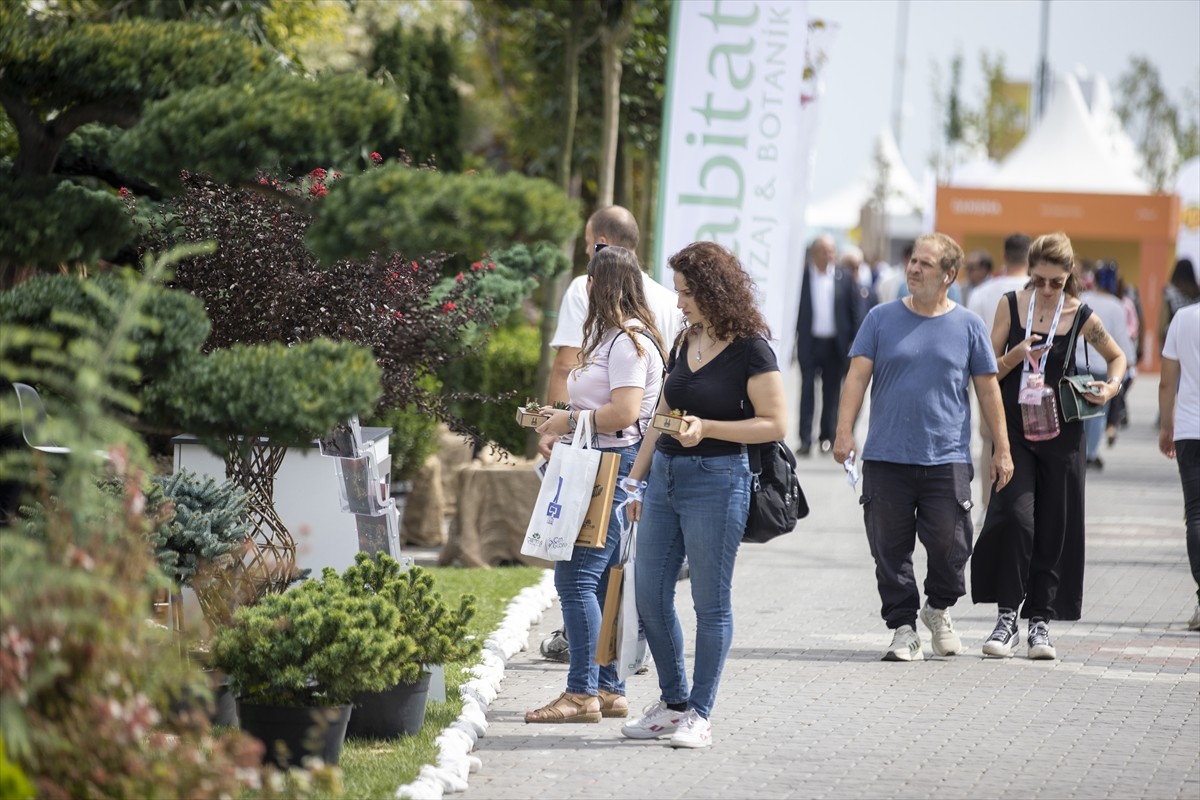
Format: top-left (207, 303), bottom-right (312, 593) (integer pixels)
top-left (594, 564), bottom-right (623, 665)
top-left (515, 407), bottom-right (551, 428)
top-left (575, 451), bottom-right (620, 548)
top-left (652, 412), bottom-right (689, 434)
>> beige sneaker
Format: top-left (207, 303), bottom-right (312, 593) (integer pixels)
top-left (920, 604), bottom-right (963, 656)
top-left (882, 625), bottom-right (924, 662)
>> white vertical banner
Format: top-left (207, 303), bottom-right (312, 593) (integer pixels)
top-left (654, 0), bottom-right (811, 366)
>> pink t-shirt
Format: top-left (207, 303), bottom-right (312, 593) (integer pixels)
top-left (567, 327), bottom-right (664, 449)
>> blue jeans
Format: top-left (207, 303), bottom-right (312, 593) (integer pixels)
top-left (635, 451), bottom-right (751, 720)
top-left (554, 444), bottom-right (638, 696)
top-left (1084, 406), bottom-right (1109, 459)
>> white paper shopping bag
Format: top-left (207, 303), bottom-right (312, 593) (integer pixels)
top-left (520, 411), bottom-right (600, 561)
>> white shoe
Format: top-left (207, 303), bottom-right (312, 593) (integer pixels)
top-left (620, 701), bottom-right (685, 739)
top-left (669, 709), bottom-right (712, 749)
top-left (919, 604), bottom-right (963, 656)
top-left (882, 625), bottom-right (924, 662)
top-left (1189, 604), bottom-right (1200, 632)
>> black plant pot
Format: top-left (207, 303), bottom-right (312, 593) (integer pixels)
top-left (346, 671), bottom-right (431, 740)
top-left (237, 701), bottom-right (353, 768)
top-left (210, 676), bottom-right (238, 727)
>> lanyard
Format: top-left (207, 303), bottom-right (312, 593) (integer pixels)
top-left (1022, 290), bottom-right (1065, 375)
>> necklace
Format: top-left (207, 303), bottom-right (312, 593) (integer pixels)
top-left (694, 330), bottom-right (707, 362)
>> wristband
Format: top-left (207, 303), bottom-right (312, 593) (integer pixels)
top-left (621, 478), bottom-right (647, 501)
top-left (567, 409), bottom-right (577, 431)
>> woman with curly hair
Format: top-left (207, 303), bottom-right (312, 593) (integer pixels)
top-left (619, 241), bottom-right (787, 748)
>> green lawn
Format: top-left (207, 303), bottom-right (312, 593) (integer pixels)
top-left (337, 565), bottom-right (546, 799)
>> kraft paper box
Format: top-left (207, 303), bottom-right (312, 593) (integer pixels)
top-left (652, 412), bottom-right (688, 434)
top-left (515, 407), bottom-right (551, 428)
top-left (575, 451), bottom-right (620, 548)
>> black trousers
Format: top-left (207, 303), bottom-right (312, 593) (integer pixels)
top-left (1177, 440), bottom-right (1200, 600)
top-left (799, 337), bottom-right (844, 447)
top-left (971, 430), bottom-right (1086, 620)
top-left (861, 461), bottom-right (975, 630)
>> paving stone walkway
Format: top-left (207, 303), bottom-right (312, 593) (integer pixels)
top-left (460, 382), bottom-right (1199, 799)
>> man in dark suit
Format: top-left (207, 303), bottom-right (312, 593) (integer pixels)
top-left (796, 235), bottom-right (862, 455)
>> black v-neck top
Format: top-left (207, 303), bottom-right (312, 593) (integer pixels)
top-left (656, 335), bottom-right (778, 457)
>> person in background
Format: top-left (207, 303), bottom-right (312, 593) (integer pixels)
top-left (840, 245), bottom-right (879, 320)
top-left (795, 234), bottom-right (862, 456)
top-left (972, 233), bottom-right (1127, 660)
top-left (835, 233), bottom-right (1012, 662)
top-left (962, 250), bottom-right (994, 307)
top-left (966, 234), bottom-right (1032, 518)
top-left (1158, 258), bottom-right (1200, 347)
top-left (1158, 302), bottom-right (1200, 631)
top-left (1077, 262), bottom-right (1135, 470)
top-left (621, 241), bottom-right (786, 748)
top-left (524, 246), bottom-right (665, 723)
top-left (1106, 268), bottom-right (1143, 445)
top-left (538, 205), bottom-right (682, 664)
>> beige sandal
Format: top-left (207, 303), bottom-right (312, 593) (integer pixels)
top-left (524, 692), bottom-right (601, 723)
top-left (598, 689), bottom-right (628, 718)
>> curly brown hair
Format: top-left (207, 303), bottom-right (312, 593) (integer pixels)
top-left (580, 246), bottom-right (665, 364)
top-left (667, 241), bottom-right (770, 342)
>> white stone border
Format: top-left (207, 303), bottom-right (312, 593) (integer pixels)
top-left (394, 569), bottom-right (556, 799)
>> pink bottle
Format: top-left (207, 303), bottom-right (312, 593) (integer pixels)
top-left (1021, 380), bottom-right (1061, 441)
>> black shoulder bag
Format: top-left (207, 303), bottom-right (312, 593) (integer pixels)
top-left (741, 340), bottom-right (809, 543)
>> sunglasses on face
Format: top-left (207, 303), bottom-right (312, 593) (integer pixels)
top-left (593, 242), bottom-right (608, 253)
top-left (1030, 275), bottom-right (1067, 290)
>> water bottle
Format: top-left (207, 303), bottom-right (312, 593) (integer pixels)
top-left (1021, 378), bottom-right (1061, 441)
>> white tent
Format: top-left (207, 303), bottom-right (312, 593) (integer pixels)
top-left (806, 127), bottom-right (924, 231)
top-left (986, 73), bottom-right (1149, 194)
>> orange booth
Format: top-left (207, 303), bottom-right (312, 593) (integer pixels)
top-left (937, 186), bottom-right (1179, 371)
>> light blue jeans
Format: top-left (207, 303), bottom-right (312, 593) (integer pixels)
top-left (635, 451), bottom-right (751, 720)
top-left (555, 444), bottom-right (638, 696)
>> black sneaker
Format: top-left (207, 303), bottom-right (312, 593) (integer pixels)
top-left (981, 610), bottom-right (1019, 657)
top-left (539, 629), bottom-right (570, 662)
top-left (1027, 620), bottom-right (1057, 660)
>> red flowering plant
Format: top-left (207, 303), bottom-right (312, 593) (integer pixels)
top-left (134, 169), bottom-right (504, 441)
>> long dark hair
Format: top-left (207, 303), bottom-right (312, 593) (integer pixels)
top-left (579, 246), bottom-right (665, 364)
top-left (1170, 258), bottom-right (1200, 299)
top-left (667, 241), bottom-right (770, 342)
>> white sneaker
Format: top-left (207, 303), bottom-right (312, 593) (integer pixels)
top-left (620, 701), bottom-right (684, 739)
top-left (669, 709), bottom-right (712, 749)
top-left (882, 625), bottom-right (924, 662)
top-left (919, 604), bottom-right (963, 656)
top-left (1188, 604), bottom-right (1200, 632)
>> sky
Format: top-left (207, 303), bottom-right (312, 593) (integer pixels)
top-left (805, 0), bottom-right (1200, 202)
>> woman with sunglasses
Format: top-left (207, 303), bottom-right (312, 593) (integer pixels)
top-left (971, 232), bottom-right (1127, 659)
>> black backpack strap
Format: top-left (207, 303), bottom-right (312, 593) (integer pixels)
top-left (606, 327), bottom-right (668, 441)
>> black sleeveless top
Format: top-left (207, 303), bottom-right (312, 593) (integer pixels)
top-left (999, 291), bottom-right (1093, 442)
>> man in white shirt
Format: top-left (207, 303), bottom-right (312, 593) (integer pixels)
top-left (1158, 303), bottom-right (1200, 630)
top-left (538, 205), bottom-right (682, 664)
top-left (546, 206), bottom-right (681, 431)
top-left (966, 233), bottom-right (1032, 515)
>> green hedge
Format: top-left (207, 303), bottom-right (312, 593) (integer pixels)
top-left (441, 324), bottom-right (540, 456)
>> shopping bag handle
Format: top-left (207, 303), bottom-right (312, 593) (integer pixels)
top-left (569, 409), bottom-right (595, 451)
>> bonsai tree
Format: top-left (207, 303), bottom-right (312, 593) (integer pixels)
top-left (340, 553), bottom-right (479, 685)
top-left (209, 567), bottom-right (415, 707)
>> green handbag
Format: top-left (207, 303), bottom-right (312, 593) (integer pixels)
top-left (1058, 309), bottom-right (1106, 422)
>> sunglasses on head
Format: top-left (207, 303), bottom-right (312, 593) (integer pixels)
top-left (593, 242), bottom-right (608, 253)
top-left (1030, 275), bottom-right (1067, 290)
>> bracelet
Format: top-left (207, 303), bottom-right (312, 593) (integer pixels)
top-left (567, 409), bottom-right (577, 431)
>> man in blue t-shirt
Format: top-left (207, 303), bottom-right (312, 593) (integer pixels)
top-left (833, 233), bottom-right (1014, 662)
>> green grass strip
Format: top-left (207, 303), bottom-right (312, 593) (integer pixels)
top-left (339, 565), bottom-right (546, 799)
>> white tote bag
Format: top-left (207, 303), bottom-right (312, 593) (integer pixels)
top-left (520, 411), bottom-right (600, 561)
top-left (614, 519), bottom-right (650, 679)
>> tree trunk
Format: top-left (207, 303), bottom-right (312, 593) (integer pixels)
top-left (597, 9), bottom-right (632, 208)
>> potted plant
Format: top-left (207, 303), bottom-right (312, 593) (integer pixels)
top-left (340, 553), bottom-right (480, 739)
top-left (209, 567), bottom-right (413, 767)
top-left (145, 468), bottom-right (253, 724)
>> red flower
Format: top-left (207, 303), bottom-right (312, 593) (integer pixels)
top-left (309, 183), bottom-right (328, 197)
top-left (412, 261), bottom-right (419, 272)
top-left (441, 301), bottom-right (457, 313)
top-left (309, 167), bottom-right (327, 180)
top-left (456, 272), bottom-right (464, 282)
top-left (391, 271), bottom-right (399, 279)
top-left (370, 152), bottom-right (383, 164)
top-left (118, 187), bottom-right (130, 198)
top-left (487, 262), bottom-right (496, 270)
top-left (471, 261), bottom-right (482, 271)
